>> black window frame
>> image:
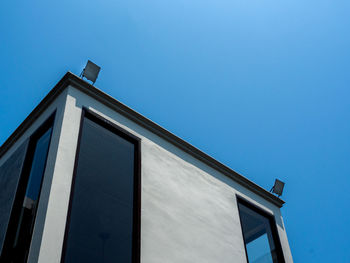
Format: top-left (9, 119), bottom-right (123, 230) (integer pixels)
top-left (0, 112), bottom-right (56, 262)
top-left (60, 108), bottom-right (141, 263)
top-left (236, 195), bottom-right (285, 263)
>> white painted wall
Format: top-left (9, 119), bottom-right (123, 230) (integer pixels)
top-left (1, 84), bottom-right (293, 262)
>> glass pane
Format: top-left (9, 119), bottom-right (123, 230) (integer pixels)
top-left (0, 141), bottom-right (28, 254)
top-left (11, 125), bottom-right (53, 262)
top-left (63, 117), bottom-right (135, 263)
top-left (238, 202), bottom-right (280, 263)
top-left (24, 127), bottom-right (52, 209)
top-left (246, 233), bottom-right (273, 263)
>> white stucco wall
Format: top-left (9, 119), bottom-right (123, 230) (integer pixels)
top-left (32, 86), bottom-right (292, 263)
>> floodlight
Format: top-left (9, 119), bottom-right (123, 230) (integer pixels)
top-left (270, 179), bottom-right (285, 197)
top-left (80, 60), bottom-right (101, 84)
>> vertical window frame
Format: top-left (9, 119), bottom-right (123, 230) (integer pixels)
top-left (236, 195), bottom-right (285, 263)
top-left (60, 108), bottom-right (141, 263)
top-left (1, 112), bottom-right (56, 262)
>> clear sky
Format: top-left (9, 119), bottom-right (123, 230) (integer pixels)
top-left (1, 0), bottom-right (349, 262)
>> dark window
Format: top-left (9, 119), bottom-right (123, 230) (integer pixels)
top-left (1, 115), bottom-right (54, 263)
top-left (237, 198), bottom-right (285, 263)
top-left (62, 110), bottom-right (140, 263)
top-left (0, 141), bottom-right (29, 255)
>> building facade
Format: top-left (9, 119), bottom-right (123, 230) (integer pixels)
top-left (0, 72), bottom-right (293, 263)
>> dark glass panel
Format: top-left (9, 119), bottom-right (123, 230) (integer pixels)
top-left (24, 127), bottom-right (52, 207)
top-left (12, 126), bottom-right (53, 262)
top-left (238, 202), bottom-right (282, 263)
top-left (63, 117), bottom-right (136, 263)
top-left (0, 116), bottom-right (54, 263)
top-left (0, 141), bottom-right (29, 254)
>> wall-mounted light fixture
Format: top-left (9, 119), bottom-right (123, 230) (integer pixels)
top-left (80, 60), bottom-right (101, 85)
top-left (270, 179), bottom-right (285, 197)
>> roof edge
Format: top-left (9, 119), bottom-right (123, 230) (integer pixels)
top-left (0, 72), bottom-right (285, 207)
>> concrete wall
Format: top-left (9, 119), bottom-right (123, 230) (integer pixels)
top-left (34, 86), bottom-right (292, 263)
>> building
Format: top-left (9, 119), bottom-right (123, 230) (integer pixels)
top-left (0, 72), bottom-right (293, 263)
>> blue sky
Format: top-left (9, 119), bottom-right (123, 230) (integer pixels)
top-left (1, 0), bottom-right (349, 261)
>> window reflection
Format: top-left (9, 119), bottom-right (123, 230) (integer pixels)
top-left (238, 200), bottom-right (284, 263)
top-left (24, 128), bottom-right (52, 209)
